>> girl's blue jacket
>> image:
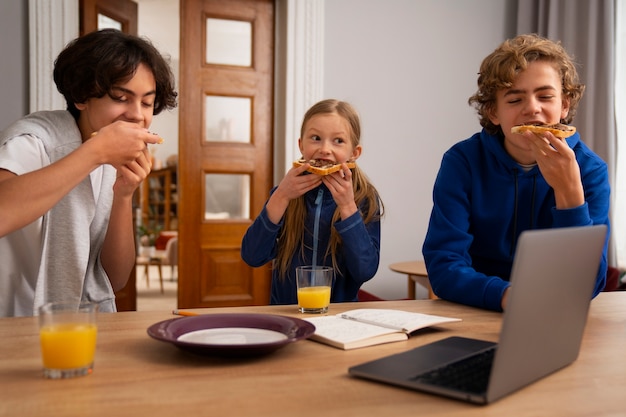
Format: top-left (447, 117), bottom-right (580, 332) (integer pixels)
top-left (241, 183), bottom-right (381, 304)
top-left (422, 129), bottom-right (610, 311)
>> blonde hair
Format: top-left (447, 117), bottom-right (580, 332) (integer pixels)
top-left (468, 33), bottom-right (585, 135)
top-left (275, 99), bottom-right (384, 277)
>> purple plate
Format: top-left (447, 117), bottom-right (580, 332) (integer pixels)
top-left (147, 313), bottom-right (316, 357)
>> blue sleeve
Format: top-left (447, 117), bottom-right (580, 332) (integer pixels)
top-left (335, 210), bottom-right (381, 284)
top-left (422, 150), bottom-right (510, 312)
top-left (241, 205), bottom-right (281, 267)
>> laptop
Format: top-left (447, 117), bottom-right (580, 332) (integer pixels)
top-left (349, 225), bottom-right (607, 404)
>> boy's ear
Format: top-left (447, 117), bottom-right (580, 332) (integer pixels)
top-left (486, 105), bottom-right (500, 126)
top-left (561, 97), bottom-right (571, 120)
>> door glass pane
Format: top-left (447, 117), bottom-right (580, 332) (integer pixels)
top-left (205, 18), bottom-right (252, 67)
top-left (205, 95), bottom-right (251, 142)
top-left (204, 174), bottom-right (250, 220)
top-left (98, 14), bottom-right (122, 30)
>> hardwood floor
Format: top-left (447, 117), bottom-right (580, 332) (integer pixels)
top-left (136, 265), bottom-right (177, 311)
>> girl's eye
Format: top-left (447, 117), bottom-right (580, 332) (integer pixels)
top-left (539, 95), bottom-right (555, 100)
top-left (334, 137), bottom-right (345, 144)
top-left (507, 98), bottom-right (521, 104)
top-left (311, 135), bottom-right (321, 141)
top-left (142, 101), bottom-right (155, 108)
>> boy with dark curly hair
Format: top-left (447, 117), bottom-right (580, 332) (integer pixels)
top-left (0, 29), bottom-right (178, 316)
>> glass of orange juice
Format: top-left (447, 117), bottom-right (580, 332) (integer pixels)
top-left (38, 302), bottom-right (98, 379)
top-left (296, 266), bottom-right (333, 313)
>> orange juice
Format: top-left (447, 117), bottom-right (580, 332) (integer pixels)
top-left (297, 286), bottom-right (331, 309)
top-left (39, 323), bottom-right (97, 369)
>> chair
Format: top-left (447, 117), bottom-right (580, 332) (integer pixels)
top-left (357, 289), bottom-right (386, 301)
top-left (357, 288), bottom-right (414, 302)
top-left (161, 236), bottom-right (178, 281)
top-left (604, 266), bottom-right (622, 292)
top-left (136, 236), bottom-right (178, 294)
top-left (136, 255), bottom-right (165, 294)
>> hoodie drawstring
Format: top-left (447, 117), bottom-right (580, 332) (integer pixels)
top-left (511, 169), bottom-right (519, 257)
top-left (312, 188), bottom-right (324, 267)
top-left (530, 174), bottom-right (537, 228)
top-left (510, 169), bottom-right (538, 256)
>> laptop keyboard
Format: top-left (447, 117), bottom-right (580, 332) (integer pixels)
top-left (410, 347), bottom-right (496, 394)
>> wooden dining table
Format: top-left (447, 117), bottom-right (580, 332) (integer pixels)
top-left (0, 292), bottom-right (624, 417)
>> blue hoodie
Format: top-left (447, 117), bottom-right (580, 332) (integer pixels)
top-left (422, 129), bottom-right (610, 311)
top-left (241, 183), bottom-right (381, 304)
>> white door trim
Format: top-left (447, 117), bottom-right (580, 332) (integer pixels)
top-left (29, 0), bottom-right (78, 113)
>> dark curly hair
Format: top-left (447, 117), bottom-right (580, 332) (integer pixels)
top-left (468, 33), bottom-right (585, 135)
top-left (53, 29), bottom-right (177, 120)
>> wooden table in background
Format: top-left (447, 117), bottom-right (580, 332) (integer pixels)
top-left (389, 260), bottom-right (437, 299)
top-left (1, 293), bottom-right (624, 417)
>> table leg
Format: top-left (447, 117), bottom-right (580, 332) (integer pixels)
top-left (158, 264), bottom-right (164, 294)
top-left (408, 274), bottom-right (438, 300)
top-left (408, 276), bottom-right (416, 299)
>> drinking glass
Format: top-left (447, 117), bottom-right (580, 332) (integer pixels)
top-left (38, 302), bottom-right (98, 379)
top-left (296, 266), bottom-right (333, 313)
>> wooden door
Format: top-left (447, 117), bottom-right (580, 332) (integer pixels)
top-left (178, 0), bottom-right (274, 308)
top-left (79, 0), bottom-right (139, 311)
top-left (79, 0), bottom-right (137, 35)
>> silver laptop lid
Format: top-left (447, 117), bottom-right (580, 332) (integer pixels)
top-left (486, 225), bottom-right (607, 402)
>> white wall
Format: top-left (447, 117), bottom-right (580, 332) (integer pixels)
top-left (323, 0), bottom-right (512, 299)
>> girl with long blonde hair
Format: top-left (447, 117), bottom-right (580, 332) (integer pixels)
top-left (241, 99), bottom-right (384, 304)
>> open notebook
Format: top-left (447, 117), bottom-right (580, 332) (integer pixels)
top-left (349, 225), bottom-right (607, 404)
